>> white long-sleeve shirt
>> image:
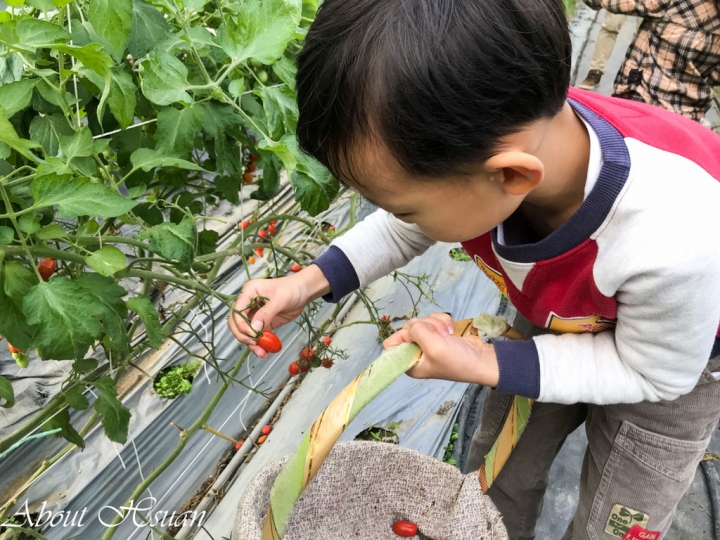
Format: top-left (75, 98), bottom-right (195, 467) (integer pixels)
top-left (314, 88), bottom-right (720, 405)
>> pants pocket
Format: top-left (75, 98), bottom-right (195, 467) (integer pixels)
top-left (585, 420), bottom-right (709, 540)
top-left (478, 391), bottom-right (514, 440)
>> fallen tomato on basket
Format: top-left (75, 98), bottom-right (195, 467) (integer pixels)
top-left (257, 331), bottom-right (282, 353)
top-left (392, 520), bottom-right (418, 537)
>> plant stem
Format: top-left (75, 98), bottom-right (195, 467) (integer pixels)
top-left (99, 348), bottom-right (251, 540)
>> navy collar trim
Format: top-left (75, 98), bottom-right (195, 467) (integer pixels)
top-left (492, 98), bottom-right (631, 264)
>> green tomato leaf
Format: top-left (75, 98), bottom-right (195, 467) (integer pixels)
top-left (73, 358), bottom-right (99, 374)
top-left (251, 153), bottom-right (281, 201)
top-left (137, 216), bottom-right (196, 269)
top-left (258, 133), bottom-right (298, 172)
top-left (3, 261), bottom-right (36, 304)
top-left (54, 43), bottom-right (114, 77)
top-left (76, 273), bottom-right (129, 356)
top-left (23, 279), bottom-right (106, 359)
top-left (31, 174), bottom-right (137, 218)
top-left (0, 107), bottom-right (42, 162)
top-left (228, 79), bottom-right (244, 98)
top-left (272, 56), bottom-right (296, 91)
top-left (40, 408), bottom-right (85, 448)
top-left (256, 85), bottom-right (297, 139)
top-left (29, 113), bottom-right (74, 158)
top-left (128, 0), bottom-right (172, 59)
top-left (0, 264), bottom-right (36, 351)
top-left (85, 246), bottom-right (126, 276)
top-left (290, 156), bottom-right (339, 216)
top-left (88, 0), bottom-right (132, 62)
top-left (93, 375), bottom-right (131, 444)
top-left (130, 148), bottom-right (204, 172)
top-left (155, 105), bottom-right (203, 159)
top-left (218, 0), bottom-right (302, 64)
top-left (36, 224), bottom-right (68, 240)
top-left (139, 49), bottom-right (192, 106)
top-left (0, 80), bottom-right (37, 117)
top-left (126, 295), bottom-right (163, 349)
top-left (65, 385), bottom-right (90, 411)
top-left (107, 68), bottom-right (137, 129)
top-left (59, 126), bottom-right (94, 162)
top-left (16, 18), bottom-right (71, 47)
top-left (199, 102), bottom-right (243, 175)
top-left (0, 376), bottom-right (14, 408)
top-left (197, 228), bottom-right (218, 256)
top-left (0, 54), bottom-right (23, 85)
top-left (0, 226), bottom-right (14, 244)
top-left (215, 175), bottom-right (241, 205)
top-left (18, 213), bottom-right (41, 235)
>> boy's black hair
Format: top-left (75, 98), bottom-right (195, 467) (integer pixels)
top-left (296, 0), bottom-right (572, 183)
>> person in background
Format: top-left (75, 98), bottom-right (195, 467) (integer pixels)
top-left (585, 0), bottom-right (720, 126)
top-left (579, 12), bottom-right (632, 89)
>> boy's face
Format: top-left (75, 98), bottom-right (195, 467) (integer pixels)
top-left (347, 140), bottom-right (536, 243)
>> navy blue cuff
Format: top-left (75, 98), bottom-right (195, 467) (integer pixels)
top-left (493, 339), bottom-right (541, 399)
top-left (312, 246), bottom-right (360, 303)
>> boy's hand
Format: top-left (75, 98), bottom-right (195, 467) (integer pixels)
top-left (383, 313), bottom-right (500, 387)
top-left (228, 265), bottom-right (331, 358)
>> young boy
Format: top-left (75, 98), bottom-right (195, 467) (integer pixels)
top-left (228, 0), bottom-right (720, 538)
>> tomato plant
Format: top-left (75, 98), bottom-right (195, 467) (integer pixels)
top-left (0, 0), bottom-right (336, 438)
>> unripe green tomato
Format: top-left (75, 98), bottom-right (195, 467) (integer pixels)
top-left (249, 58), bottom-right (263, 67)
top-left (13, 352), bottom-right (30, 369)
top-left (257, 70), bottom-right (268, 83)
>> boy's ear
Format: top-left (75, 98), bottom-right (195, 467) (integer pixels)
top-left (484, 151), bottom-right (544, 197)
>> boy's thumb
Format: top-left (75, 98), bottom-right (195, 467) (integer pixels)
top-left (251, 307), bottom-right (276, 334)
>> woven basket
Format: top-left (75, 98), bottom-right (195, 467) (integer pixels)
top-left (234, 317), bottom-right (515, 540)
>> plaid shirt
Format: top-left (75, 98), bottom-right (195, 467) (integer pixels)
top-left (585, 0), bottom-right (720, 120)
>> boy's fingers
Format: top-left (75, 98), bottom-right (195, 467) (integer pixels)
top-left (407, 321), bottom-right (447, 358)
top-left (250, 305), bottom-right (279, 335)
top-left (228, 316), bottom-right (269, 358)
top-left (383, 328), bottom-right (410, 348)
top-left (428, 312), bottom-right (454, 334)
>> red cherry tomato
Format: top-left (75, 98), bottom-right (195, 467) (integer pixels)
top-left (248, 256), bottom-right (256, 265)
top-left (258, 229), bottom-right (267, 238)
top-left (247, 162), bottom-right (257, 172)
top-left (257, 435), bottom-right (267, 444)
top-left (261, 425), bottom-right (272, 436)
top-left (392, 521), bottom-right (418, 537)
top-left (239, 220), bottom-right (249, 230)
top-left (268, 224), bottom-right (276, 235)
top-left (323, 336), bottom-right (332, 346)
top-left (255, 247), bottom-right (264, 257)
top-left (298, 358), bottom-right (310, 373)
top-left (270, 220), bottom-right (278, 226)
top-left (7, 343), bottom-right (20, 354)
top-left (300, 347), bottom-right (314, 360)
top-left (251, 154), bottom-right (259, 163)
top-left (37, 258), bottom-right (57, 281)
top-left (242, 172), bottom-right (254, 184)
top-left (257, 331), bottom-right (282, 353)
top-left (321, 357), bottom-right (333, 369)
top-left (289, 263), bottom-right (302, 272)
top-left (288, 361), bottom-right (300, 376)
top-left (234, 440), bottom-right (244, 450)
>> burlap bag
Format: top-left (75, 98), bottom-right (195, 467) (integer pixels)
top-left (234, 441), bottom-right (508, 540)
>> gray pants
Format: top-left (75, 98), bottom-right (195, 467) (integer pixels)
top-left (466, 322), bottom-right (720, 539)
